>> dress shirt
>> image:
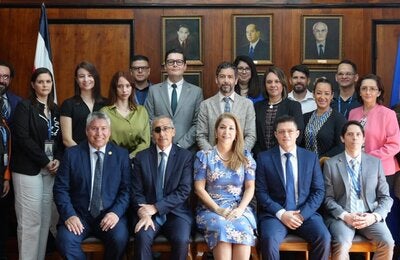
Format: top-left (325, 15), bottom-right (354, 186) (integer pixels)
top-left (167, 78), bottom-right (184, 103)
top-left (218, 92), bottom-right (235, 113)
top-left (156, 143), bottom-right (172, 188)
top-left (288, 90), bottom-right (317, 114)
top-left (88, 144), bottom-right (106, 206)
top-left (249, 39), bottom-right (260, 50)
top-left (316, 41), bottom-right (326, 55)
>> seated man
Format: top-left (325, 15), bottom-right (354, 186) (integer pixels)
top-left (54, 111), bottom-right (131, 260)
top-left (256, 115), bottom-right (331, 260)
top-left (323, 120), bottom-right (394, 260)
top-left (132, 115), bottom-right (193, 260)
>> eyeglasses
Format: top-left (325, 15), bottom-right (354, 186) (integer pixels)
top-left (166, 59), bottom-right (185, 67)
top-left (360, 86), bottom-right (379, 92)
top-left (153, 126), bottom-right (174, 133)
top-left (276, 129), bottom-right (297, 135)
top-left (337, 72), bottom-right (355, 77)
top-left (0, 75), bottom-right (10, 81)
top-left (130, 66), bottom-right (149, 72)
top-left (237, 67), bottom-right (251, 73)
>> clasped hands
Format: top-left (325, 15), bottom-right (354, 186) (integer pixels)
top-left (215, 206), bottom-right (244, 221)
top-left (65, 212), bottom-right (119, 235)
top-left (281, 210), bottom-right (304, 230)
top-left (134, 204), bottom-right (157, 233)
top-left (344, 212), bottom-right (376, 229)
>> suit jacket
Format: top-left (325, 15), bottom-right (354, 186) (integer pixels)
top-left (54, 141), bottom-right (131, 222)
top-left (196, 92), bottom-right (256, 151)
top-left (256, 146), bottom-right (325, 221)
top-left (132, 144), bottom-right (193, 224)
top-left (166, 37), bottom-right (199, 60)
top-left (323, 152), bottom-right (393, 220)
top-left (5, 90), bottom-right (22, 127)
top-left (145, 80), bottom-right (203, 150)
top-left (305, 41), bottom-right (338, 60)
top-left (237, 39), bottom-right (270, 61)
top-left (253, 98), bottom-right (304, 156)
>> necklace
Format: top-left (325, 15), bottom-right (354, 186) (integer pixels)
top-left (216, 148), bottom-right (231, 162)
top-left (268, 98), bottom-right (282, 109)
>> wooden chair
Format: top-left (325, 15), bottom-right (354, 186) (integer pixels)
top-left (279, 234), bottom-right (310, 260)
top-left (348, 235), bottom-right (377, 260)
top-left (81, 236), bottom-right (105, 260)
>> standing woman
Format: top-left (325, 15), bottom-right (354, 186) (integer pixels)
top-left (194, 113), bottom-right (257, 260)
top-left (11, 68), bottom-right (62, 260)
top-left (101, 71), bottom-right (150, 159)
top-left (60, 61), bottom-right (106, 147)
top-left (253, 66), bottom-right (304, 156)
top-left (303, 77), bottom-right (346, 158)
top-left (233, 55), bottom-right (264, 103)
top-left (349, 74), bottom-right (400, 254)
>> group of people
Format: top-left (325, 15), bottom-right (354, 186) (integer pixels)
top-left (0, 47), bottom-right (399, 260)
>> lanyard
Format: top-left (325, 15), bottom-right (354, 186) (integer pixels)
top-left (47, 112), bottom-right (52, 140)
top-left (338, 96), bottom-right (352, 117)
top-left (346, 162), bottom-right (361, 198)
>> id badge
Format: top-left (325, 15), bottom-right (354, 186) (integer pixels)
top-left (3, 153), bottom-right (8, 166)
top-left (44, 140), bottom-right (54, 161)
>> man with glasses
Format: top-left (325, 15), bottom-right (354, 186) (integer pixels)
top-left (132, 115), bottom-right (193, 260)
top-left (130, 55), bottom-right (152, 105)
top-left (145, 49), bottom-right (203, 151)
top-left (331, 60), bottom-right (360, 119)
top-left (256, 115), bottom-right (331, 260)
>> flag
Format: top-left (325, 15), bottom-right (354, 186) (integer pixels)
top-left (34, 3), bottom-right (57, 103)
top-left (390, 36), bottom-right (400, 108)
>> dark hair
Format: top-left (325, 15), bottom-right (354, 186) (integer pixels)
top-left (290, 64), bottom-right (310, 78)
top-left (177, 24), bottom-right (190, 31)
top-left (30, 67), bottom-right (56, 110)
top-left (216, 62), bottom-right (238, 78)
top-left (131, 55), bottom-right (149, 64)
top-left (233, 55), bottom-right (261, 98)
top-left (164, 48), bottom-right (186, 64)
top-left (337, 59), bottom-right (358, 74)
top-left (355, 74), bottom-right (384, 105)
top-left (108, 71), bottom-right (137, 111)
top-left (273, 115), bottom-right (298, 131)
top-left (0, 60), bottom-right (15, 79)
top-left (341, 120), bottom-right (364, 137)
top-left (313, 77), bottom-right (333, 93)
top-left (74, 61), bottom-right (103, 103)
top-left (262, 66), bottom-right (288, 100)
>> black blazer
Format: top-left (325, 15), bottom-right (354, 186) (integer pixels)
top-left (253, 98), bottom-right (304, 156)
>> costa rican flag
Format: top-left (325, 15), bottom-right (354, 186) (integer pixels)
top-left (34, 3), bottom-right (57, 103)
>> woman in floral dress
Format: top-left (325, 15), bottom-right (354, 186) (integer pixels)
top-left (194, 112), bottom-right (257, 260)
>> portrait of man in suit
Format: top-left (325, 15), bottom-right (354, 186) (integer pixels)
top-left (54, 111), bottom-right (131, 260)
top-left (256, 115), bottom-right (331, 260)
top-left (234, 15), bottom-right (272, 64)
top-left (323, 120), bottom-right (394, 259)
top-left (303, 17), bottom-right (342, 62)
top-left (132, 115), bottom-right (193, 260)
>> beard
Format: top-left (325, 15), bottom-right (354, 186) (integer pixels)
top-left (219, 84), bottom-right (234, 95)
top-left (293, 84), bottom-right (307, 94)
top-left (0, 83), bottom-right (8, 95)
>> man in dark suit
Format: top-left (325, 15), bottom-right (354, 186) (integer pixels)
top-left (54, 111), bottom-right (131, 260)
top-left (256, 115), bottom-right (331, 260)
top-left (323, 120), bottom-right (394, 260)
top-left (145, 48), bottom-right (203, 151)
top-left (305, 22), bottom-right (338, 60)
top-left (132, 115), bottom-right (193, 260)
top-left (237, 23), bottom-right (270, 61)
top-left (166, 24), bottom-right (199, 60)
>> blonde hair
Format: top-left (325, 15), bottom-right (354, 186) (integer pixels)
top-left (214, 113), bottom-right (248, 170)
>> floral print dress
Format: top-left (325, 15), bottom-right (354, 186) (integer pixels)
top-left (194, 148), bottom-right (257, 249)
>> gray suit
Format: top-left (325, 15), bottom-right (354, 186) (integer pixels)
top-left (145, 80), bottom-right (203, 150)
top-left (196, 92), bottom-right (256, 151)
top-left (323, 152), bottom-right (394, 260)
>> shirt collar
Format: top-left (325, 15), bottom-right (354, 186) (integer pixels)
top-left (167, 78), bottom-right (184, 88)
top-left (156, 143), bottom-right (173, 157)
top-left (249, 39), bottom-right (260, 48)
top-left (345, 151), bottom-right (361, 165)
top-left (218, 92), bottom-right (235, 102)
top-left (89, 143), bottom-right (107, 155)
top-left (279, 146), bottom-right (297, 159)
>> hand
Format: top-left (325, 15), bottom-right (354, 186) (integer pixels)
top-left (100, 212), bottom-right (119, 232)
top-left (1, 180), bottom-right (10, 197)
top-left (215, 207), bottom-right (230, 218)
top-left (138, 204), bottom-right (158, 218)
top-left (134, 215), bottom-right (155, 233)
top-left (352, 213), bottom-right (376, 229)
top-left (281, 210), bottom-right (303, 230)
top-left (226, 207), bottom-right (244, 221)
top-left (46, 159), bottom-right (60, 174)
top-left (343, 212), bottom-right (360, 227)
top-left (65, 216), bottom-right (84, 235)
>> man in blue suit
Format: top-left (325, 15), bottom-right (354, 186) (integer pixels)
top-left (256, 115), bottom-right (331, 260)
top-left (54, 111), bottom-right (131, 260)
top-left (132, 115), bottom-right (193, 260)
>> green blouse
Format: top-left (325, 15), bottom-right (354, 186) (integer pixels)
top-left (101, 105), bottom-right (150, 158)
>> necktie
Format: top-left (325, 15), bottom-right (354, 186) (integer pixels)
top-left (90, 151), bottom-right (103, 218)
top-left (349, 159), bottom-right (362, 212)
top-left (171, 84), bottom-right (177, 115)
top-left (156, 151), bottom-right (167, 225)
top-left (249, 46), bottom-right (255, 59)
top-left (284, 153), bottom-right (296, 210)
top-left (318, 44), bottom-right (324, 57)
top-left (223, 97), bottom-right (231, 113)
top-left (0, 97), bottom-right (9, 120)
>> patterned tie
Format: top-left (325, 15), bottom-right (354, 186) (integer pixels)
top-left (349, 159), bottom-right (361, 212)
top-left (0, 97), bottom-right (9, 120)
top-left (171, 84), bottom-right (177, 115)
top-left (249, 46), bottom-right (255, 59)
top-left (284, 153), bottom-right (296, 210)
top-left (318, 44), bottom-right (324, 57)
top-left (155, 151), bottom-right (167, 225)
top-left (223, 97), bottom-right (231, 113)
top-left (90, 151), bottom-right (103, 218)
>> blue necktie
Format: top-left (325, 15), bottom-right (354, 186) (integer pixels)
top-left (90, 151), bottom-right (103, 218)
top-left (284, 153), bottom-right (296, 210)
top-left (171, 84), bottom-right (177, 115)
top-left (156, 151), bottom-right (167, 225)
top-left (223, 97), bottom-right (231, 112)
top-left (249, 46), bottom-right (255, 59)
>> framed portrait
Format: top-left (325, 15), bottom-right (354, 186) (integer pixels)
top-left (162, 16), bottom-right (202, 65)
top-left (162, 70), bottom-right (203, 88)
top-left (302, 15), bottom-right (343, 65)
top-left (309, 68), bottom-right (339, 93)
top-left (233, 14), bottom-right (273, 65)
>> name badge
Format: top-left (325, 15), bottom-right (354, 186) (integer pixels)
top-left (44, 140), bottom-right (54, 161)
